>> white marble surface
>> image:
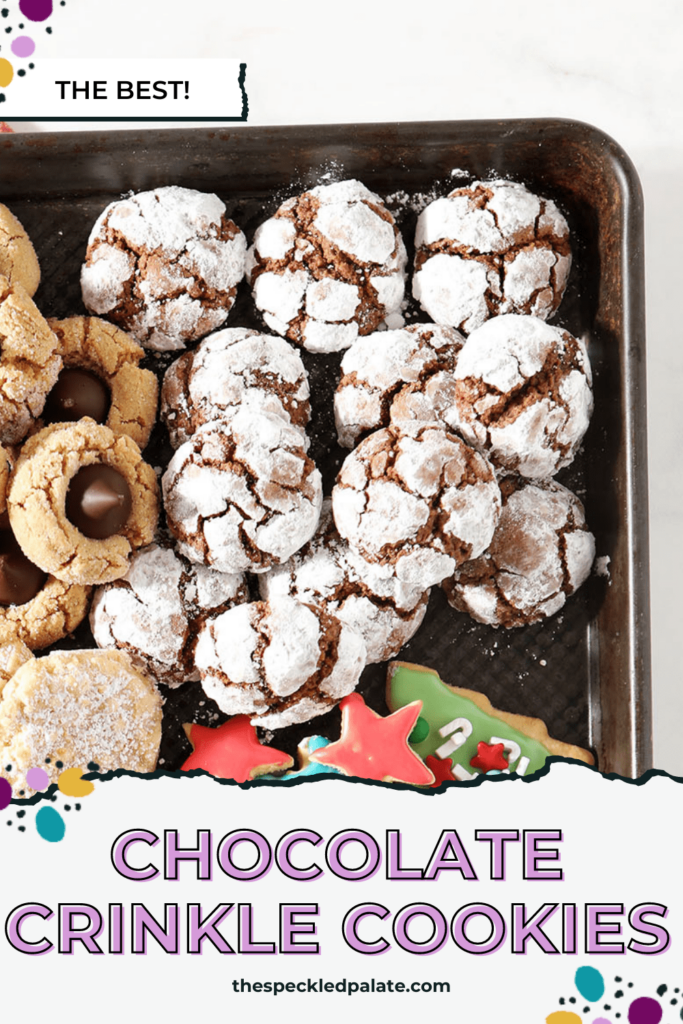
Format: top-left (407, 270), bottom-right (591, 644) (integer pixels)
top-left (7, 0), bottom-right (682, 772)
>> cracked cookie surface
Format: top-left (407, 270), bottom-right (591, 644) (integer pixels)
top-left (260, 500), bottom-right (429, 664)
top-left (332, 423), bottom-right (502, 589)
top-left (46, 316), bottom-right (158, 448)
top-left (443, 478), bottom-right (596, 627)
top-left (247, 179), bottom-right (407, 353)
top-left (334, 322), bottom-right (465, 448)
top-left (91, 542), bottom-right (248, 688)
top-left (161, 327), bottom-right (310, 449)
top-left (413, 179), bottom-right (571, 334)
top-left (454, 313), bottom-right (593, 479)
top-left (8, 420), bottom-right (159, 586)
top-left (80, 186), bottom-right (247, 352)
top-left (0, 275), bottom-right (62, 444)
top-left (0, 204), bottom-right (40, 298)
top-left (0, 648), bottom-right (162, 796)
top-left (162, 408), bottom-right (323, 575)
top-left (194, 595), bottom-right (366, 728)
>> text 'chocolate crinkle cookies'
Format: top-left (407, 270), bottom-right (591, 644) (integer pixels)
top-left (80, 186), bottom-right (247, 352)
top-left (332, 424), bottom-right (502, 590)
top-left (413, 179), bottom-right (571, 334)
top-left (91, 542), bottom-right (248, 688)
top-left (454, 314), bottom-right (593, 479)
top-left (0, 274), bottom-right (61, 445)
top-left (8, 420), bottom-right (159, 586)
top-left (443, 478), bottom-right (596, 627)
top-left (334, 322), bottom-right (465, 448)
top-left (161, 327), bottom-right (310, 449)
top-left (45, 316), bottom-right (158, 449)
top-left (260, 500), bottom-right (429, 664)
top-left (0, 649), bottom-right (162, 796)
top-left (247, 179), bottom-right (407, 353)
top-left (194, 595), bottom-right (366, 728)
top-left (0, 204), bottom-right (40, 297)
top-left (162, 408), bottom-right (322, 575)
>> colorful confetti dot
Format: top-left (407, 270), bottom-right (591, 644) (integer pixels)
top-left (0, 777), bottom-right (11, 809)
top-left (11, 35), bottom-right (35, 56)
top-left (19, 0), bottom-right (52, 20)
top-left (592, 1019), bottom-right (612, 1024)
top-left (0, 58), bottom-right (13, 88)
top-left (35, 805), bottom-right (65, 842)
top-left (576, 967), bottom-right (606, 1002)
top-left (26, 767), bottom-right (49, 791)
top-left (547, 1013), bottom-right (582, 1024)
top-left (57, 767), bottom-right (94, 798)
top-left (626, 998), bottom-right (662, 1024)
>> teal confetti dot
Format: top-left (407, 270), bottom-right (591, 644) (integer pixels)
top-left (36, 805), bottom-right (65, 842)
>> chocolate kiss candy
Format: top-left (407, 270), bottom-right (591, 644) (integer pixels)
top-left (43, 368), bottom-right (110, 424)
top-left (0, 512), bottom-right (46, 606)
top-left (66, 465), bottom-right (133, 540)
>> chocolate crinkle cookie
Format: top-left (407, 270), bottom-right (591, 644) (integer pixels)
top-left (413, 179), bottom-right (571, 334)
top-left (90, 542), bottom-right (249, 688)
top-left (80, 186), bottom-right (247, 352)
top-left (443, 478), bottom-right (596, 627)
top-left (161, 327), bottom-right (310, 449)
top-left (334, 322), bottom-right (465, 448)
top-left (162, 408), bottom-right (323, 575)
top-left (454, 313), bottom-right (593, 479)
top-left (332, 423), bottom-right (501, 590)
top-left (194, 595), bottom-right (366, 728)
top-left (260, 500), bottom-right (429, 664)
top-left (247, 179), bottom-right (407, 353)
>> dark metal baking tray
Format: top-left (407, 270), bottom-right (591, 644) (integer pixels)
top-left (0, 118), bottom-right (651, 777)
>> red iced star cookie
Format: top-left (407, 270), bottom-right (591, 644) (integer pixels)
top-left (469, 741), bottom-right (509, 773)
top-left (310, 693), bottom-right (434, 786)
top-left (181, 716), bottom-right (293, 783)
top-left (426, 754), bottom-right (456, 786)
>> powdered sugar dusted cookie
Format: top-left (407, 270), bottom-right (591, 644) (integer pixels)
top-left (443, 478), bottom-right (595, 627)
top-left (247, 179), bottom-right (407, 353)
top-left (161, 327), bottom-right (310, 449)
top-left (80, 186), bottom-right (247, 352)
top-left (162, 408), bottom-right (323, 575)
top-left (90, 543), bottom-right (248, 687)
top-left (332, 424), bottom-right (501, 590)
top-left (260, 500), bottom-right (429, 664)
top-left (0, 649), bottom-right (162, 796)
top-left (413, 179), bottom-right (571, 334)
top-left (334, 322), bottom-right (465, 448)
top-left (194, 596), bottom-right (366, 728)
top-left (454, 314), bottom-right (593, 479)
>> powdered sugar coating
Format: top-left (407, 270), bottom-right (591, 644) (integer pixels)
top-left (194, 596), bottom-right (366, 728)
top-left (247, 179), bottom-right (407, 353)
top-left (162, 409), bottom-right (323, 574)
top-left (334, 322), bottom-right (465, 448)
top-left (81, 186), bottom-right (247, 352)
top-left (332, 424), bottom-right (501, 589)
top-left (161, 327), bottom-right (310, 449)
top-left (454, 314), bottom-right (593, 479)
top-left (260, 501), bottom-right (429, 663)
top-left (443, 479), bottom-right (595, 627)
top-left (413, 179), bottom-right (571, 334)
top-left (90, 543), bottom-right (248, 687)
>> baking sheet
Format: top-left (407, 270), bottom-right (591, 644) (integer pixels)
top-left (0, 118), bottom-right (651, 777)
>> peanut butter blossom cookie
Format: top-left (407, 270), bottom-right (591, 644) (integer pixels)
top-left (0, 649), bottom-right (163, 796)
top-left (0, 203), bottom-right (41, 297)
top-left (413, 179), bottom-right (571, 334)
top-left (454, 314), bottom-right (593, 479)
top-left (0, 275), bottom-right (62, 445)
top-left (161, 327), bottom-right (310, 449)
top-left (247, 179), bottom-right (406, 353)
top-left (194, 595), bottom-right (366, 728)
top-left (80, 186), bottom-right (247, 352)
top-left (45, 316), bottom-right (158, 449)
top-left (8, 420), bottom-right (159, 586)
top-left (443, 478), bottom-right (595, 627)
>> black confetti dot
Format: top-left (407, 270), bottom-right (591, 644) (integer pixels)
top-left (4, 27), bottom-right (11, 33)
top-left (75, 803), bottom-right (81, 811)
top-left (6, 820), bottom-right (11, 825)
top-left (627, 983), bottom-right (633, 989)
top-left (55, 761), bottom-right (63, 768)
top-left (583, 1008), bottom-right (589, 1014)
top-left (18, 825), bottom-right (24, 832)
top-left (16, 810), bottom-right (25, 818)
top-left (18, 789), bottom-right (24, 796)
top-left (87, 762), bottom-right (98, 771)
top-left (604, 1006), bottom-right (611, 1012)
top-left (615, 977), bottom-right (622, 982)
top-left (17, 69), bottom-right (24, 76)
top-left (18, 21), bottom-right (23, 27)
top-left (28, 62), bottom-right (34, 68)
top-left (559, 999), bottom-right (565, 1005)
top-left (0, 9), bottom-right (7, 16)
top-left (672, 999), bottom-right (678, 1005)
top-left (45, 25), bottom-right (51, 32)
top-left (4, 764), bottom-right (11, 771)
top-left (658, 986), bottom-right (668, 997)
top-left (569, 998), bottom-right (576, 1004)
top-left (50, 794), bottom-right (57, 802)
top-left (45, 757), bottom-right (51, 764)
top-left (64, 804), bottom-right (71, 811)
top-left (615, 991), bottom-right (624, 999)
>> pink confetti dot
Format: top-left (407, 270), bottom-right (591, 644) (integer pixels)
top-left (11, 36), bottom-right (36, 58)
top-left (26, 767), bottom-right (49, 791)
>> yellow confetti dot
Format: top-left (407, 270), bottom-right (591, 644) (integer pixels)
top-left (0, 59), bottom-right (14, 89)
top-left (58, 767), bottom-right (95, 797)
top-left (546, 1014), bottom-right (582, 1024)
